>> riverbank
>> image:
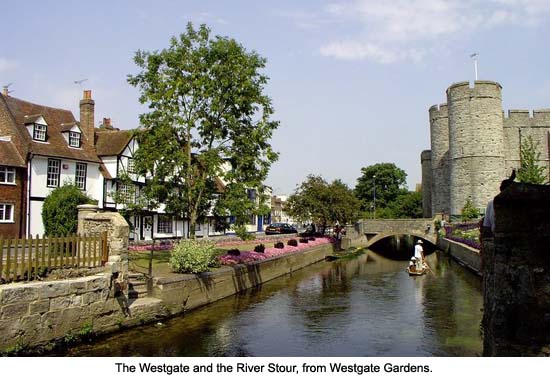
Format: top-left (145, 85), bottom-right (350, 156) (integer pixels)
top-left (0, 243), bottom-right (333, 354)
top-left (437, 236), bottom-right (481, 276)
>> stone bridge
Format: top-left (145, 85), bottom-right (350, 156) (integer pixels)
top-left (348, 218), bottom-right (438, 247)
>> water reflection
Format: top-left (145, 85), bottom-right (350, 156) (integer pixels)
top-left (55, 249), bottom-right (482, 357)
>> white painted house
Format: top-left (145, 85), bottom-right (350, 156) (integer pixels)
top-left (0, 91), bottom-right (103, 236)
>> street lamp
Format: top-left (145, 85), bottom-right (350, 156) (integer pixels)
top-left (373, 175), bottom-right (376, 220)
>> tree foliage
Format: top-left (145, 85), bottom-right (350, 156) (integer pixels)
top-left (461, 199), bottom-right (479, 221)
top-left (127, 23), bottom-right (278, 238)
top-left (355, 163), bottom-right (408, 213)
top-left (387, 191), bottom-right (423, 218)
top-left (285, 175), bottom-right (360, 231)
top-left (517, 135), bottom-right (546, 184)
top-left (42, 184), bottom-right (94, 236)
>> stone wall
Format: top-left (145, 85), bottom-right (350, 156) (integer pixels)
top-left (0, 274), bottom-right (168, 352)
top-left (482, 183), bottom-right (550, 356)
top-left (153, 244), bottom-right (331, 315)
top-left (437, 237), bottom-right (481, 276)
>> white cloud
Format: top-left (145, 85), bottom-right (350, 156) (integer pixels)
top-left (0, 58), bottom-right (18, 72)
top-left (311, 0), bottom-right (550, 63)
top-left (320, 40), bottom-right (425, 63)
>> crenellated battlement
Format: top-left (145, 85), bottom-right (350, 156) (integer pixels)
top-left (503, 108), bottom-right (550, 127)
top-left (429, 103), bottom-right (448, 120)
top-left (447, 80), bottom-right (502, 102)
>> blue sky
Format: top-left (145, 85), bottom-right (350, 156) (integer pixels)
top-left (2, 0), bottom-right (550, 194)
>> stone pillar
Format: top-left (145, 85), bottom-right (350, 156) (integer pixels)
top-left (482, 183), bottom-right (550, 356)
top-left (77, 204), bottom-right (99, 234)
top-left (77, 205), bottom-right (129, 276)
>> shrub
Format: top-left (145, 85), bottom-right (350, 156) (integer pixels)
top-left (254, 244), bottom-right (265, 253)
top-left (42, 183), bottom-right (94, 236)
top-left (308, 237), bottom-right (316, 241)
top-left (287, 239), bottom-right (298, 247)
top-left (274, 242), bottom-right (284, 249)
top-left (461, 199), bottom-right (479, 221)
top-left (299, 238), bottom-right (309, 243)
top-left (170, 240), bottom-right (217, 273)
top-left (227, 248), bottom-right (241, 256)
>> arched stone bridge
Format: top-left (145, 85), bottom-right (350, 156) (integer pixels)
top-left (354, 218), bottom-right (438, 247)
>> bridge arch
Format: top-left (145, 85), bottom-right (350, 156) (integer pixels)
top-left (357, 218), bottom-right (439, 249)
top-left (366, 231), bottom-right (437, 248)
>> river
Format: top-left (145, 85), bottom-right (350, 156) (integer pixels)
top-left (54, 248), bottom-right (483, 357)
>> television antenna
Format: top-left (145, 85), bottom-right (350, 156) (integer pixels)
top-left (470, 53), bottom-right (479, 81)
top-left (2, 82), bottom-right (14, 95)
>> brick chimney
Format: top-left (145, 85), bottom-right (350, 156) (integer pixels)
top-left (2, 86), bottom-right (9, 96)
top-left (80, 90), bottom-right (95, 145)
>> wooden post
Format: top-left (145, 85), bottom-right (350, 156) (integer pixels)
top-left (13, 238), bottom-right (19, 280)
top-left (34, 234), bottom-right (39, 280)
top-left (46, 236), bottom-right (50, 270)
top-left (6, 238), bottom-right (12, 282)
top-left (101, 231), bottom-right (108, 265)
top-left (82, 234), bottom-right (88, 267)
top-left (27, 236), bottom-right (33, 281)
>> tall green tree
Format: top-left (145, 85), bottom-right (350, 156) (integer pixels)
top-left (517, 135), bottom-right (546, 184)
top-left (387, 191), bottom-right (423, 218)
top-left (285, 175), bottom-right (360, 232)
top-left (355, 163), bottom-right (407, 211)
top-left (127, 23), bottom-right (279, 238)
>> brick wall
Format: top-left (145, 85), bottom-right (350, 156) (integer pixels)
top-left (0, 168), bottom-right (26, 238)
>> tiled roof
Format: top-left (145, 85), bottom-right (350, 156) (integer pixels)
top-left (0, 139), bottom-right (26, 167)
top-left (95, 129), bottom-right (133, 156)
top-left (1, 95), bottom-right (100, 163)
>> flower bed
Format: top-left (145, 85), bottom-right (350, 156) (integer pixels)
top-left (445, 223), bottom-right (481, 250)
top-left (218, 237), bottom-right (335, 265)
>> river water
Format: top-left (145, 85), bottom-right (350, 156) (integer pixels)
top-left (56, 249), bottom-right (483, 357)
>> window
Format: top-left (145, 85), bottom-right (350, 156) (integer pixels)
top-left (33, 124), bottom-right (47, 141)
top-left (127, 158), bottom-right (135, 174)
top-left (69, 132), bottom-right (81, 148)
top-left (75, 162), bottom-right (87, 190)
top-left (157, 215), bottom-right (173, 234)
top-left (0, 204), bottom-right (14, 223)
top-left (47, 159), bottom-right (61, 187)
top-left (119, 183), bottom-right (135, 203)
top-left (0, 166), bottom-right (16, 184)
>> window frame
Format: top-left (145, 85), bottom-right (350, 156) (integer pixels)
top-left (0, 166), bottom-right (16, 185)
top-left (69, 131), bottom-right (81, 148)
top-left (0, 203), bottom-right (14, 223)
top-left (75, 162), bottom-right (87, 190)
top-left (127, 158), bottom-right (136, 174)
top-left (33, 123), bottom-right (47, 141)
top-left (47, 159), bottom-right (61, 188)
top-left (157, 215), bottom-right (173, 234)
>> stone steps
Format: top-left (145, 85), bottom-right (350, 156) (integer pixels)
top-left (128, 272), bottom-right (150, 299)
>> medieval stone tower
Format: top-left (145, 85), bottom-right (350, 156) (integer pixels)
top-left (422, 80), bottom-right (550, 218)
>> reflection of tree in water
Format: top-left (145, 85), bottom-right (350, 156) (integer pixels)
top-left (421, 252), bottom-right (483, 356)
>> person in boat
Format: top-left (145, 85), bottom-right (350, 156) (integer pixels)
top-left (409, 240), bottom-right (425, 272)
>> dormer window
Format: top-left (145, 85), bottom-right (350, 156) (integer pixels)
top-left (33, 124), bottom-right (47, 141)
top-left (69, 131), bottom-right (81, 148)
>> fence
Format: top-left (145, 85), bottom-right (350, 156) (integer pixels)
top-left (0, 232), bottom-right (108, 283)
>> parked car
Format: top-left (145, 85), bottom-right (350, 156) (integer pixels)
top-left (265, 223), bottom-right (298, 235)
